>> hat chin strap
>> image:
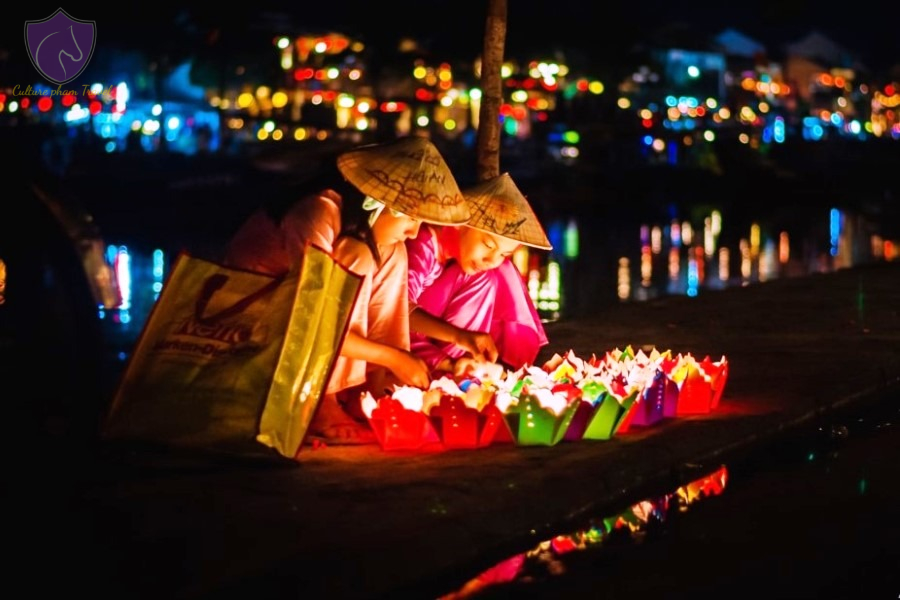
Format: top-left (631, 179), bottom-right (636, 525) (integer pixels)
top-left (363, 196), bottom-right (413, 226)
top-left (362, 196), bottom-right (386, 227)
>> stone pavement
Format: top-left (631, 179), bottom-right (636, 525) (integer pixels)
top-left (10, 262), bottom-right (900, 599)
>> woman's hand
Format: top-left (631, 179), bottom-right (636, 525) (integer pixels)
top-left (454, 329), bottom-right (499, 364)
top-left (389, 349), bottom-right (431, 389)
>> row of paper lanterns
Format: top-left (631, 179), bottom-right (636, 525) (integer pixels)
top-left (360, 347), bottom-right (729, 451)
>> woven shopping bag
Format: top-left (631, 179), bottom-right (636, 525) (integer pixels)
top-left (102, 245), bottom-right (361, 459)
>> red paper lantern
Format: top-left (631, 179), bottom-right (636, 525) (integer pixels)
top-left (366, 397), bottom-right (440, 450)
top-left (430, 396), bottom-right (513, 449)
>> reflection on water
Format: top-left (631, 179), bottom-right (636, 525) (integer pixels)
top-left (98, 206), bottom-right (897, 350)
top-left (438, 465), bottom-right (729, 599)
top-left (531, 206), bottom-right (897, 319)
top-left (98, 244), bottom-right (167, 360)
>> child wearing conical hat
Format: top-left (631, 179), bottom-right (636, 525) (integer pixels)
top-left (406, 172), bottom-right (552, 375)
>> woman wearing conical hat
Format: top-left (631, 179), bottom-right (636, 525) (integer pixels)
top-left (311, 136), bottom-right (471, 442)
top-left (406, 172), bottom-right (552, 374)
top-left (224, 135), bottom-right (470, 443)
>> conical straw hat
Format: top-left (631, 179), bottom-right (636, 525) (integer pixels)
top-left (336, 136), bottom-right (470, 225)
top-left (463, 173), bottom-right (552, 250)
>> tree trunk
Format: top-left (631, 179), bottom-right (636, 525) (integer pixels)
top-left (476, 0), bottom-right (507, 182)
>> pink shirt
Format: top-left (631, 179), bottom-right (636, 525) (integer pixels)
top-left (407, 225), bottom-right (456, 310)
top-left (406, 224), bottom-right (548, 370)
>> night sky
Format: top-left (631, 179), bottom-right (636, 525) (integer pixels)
top-left (289, 0), bottom-right (900, 71)
top-left (231, 0), bottom-right (900, 73)
top-left (3, 1), bottom-right (900, 80)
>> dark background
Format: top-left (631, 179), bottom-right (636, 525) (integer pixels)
top-left (3, 1), bottom-right (900, 81)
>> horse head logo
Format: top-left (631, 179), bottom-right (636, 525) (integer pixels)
top-left (25, 8), bottom-right (96, 85)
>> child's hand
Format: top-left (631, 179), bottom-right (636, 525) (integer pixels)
top-left (391, 351), bottom-right (430, 389)
top-left (452, 357), bottom-right (479, 378)
top-left (454, 329), bottom-right (499, 363)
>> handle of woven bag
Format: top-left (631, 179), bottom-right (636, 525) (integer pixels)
top-left (194, 273), bottom-right (284, 325)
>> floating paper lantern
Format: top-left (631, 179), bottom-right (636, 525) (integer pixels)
top-left (629, 369), bottom-right (679, 426)
top-left (362, 393), bottom-right (440, 450)
top-left (429, 395), bottom-right (513, 449)
top-left (701, 355), bottom-right (729, 409)
top-left (563, 380), bottom-right (605, 441)
top-left (586, 389), bottom-right (639, 438)
top-left (676, 354), bottom-right (729, 415)
top-left (504, 392), bottom-right (580, 446)
top-left (563, 399), bottom-right (597, 442)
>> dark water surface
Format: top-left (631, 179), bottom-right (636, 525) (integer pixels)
top-left (435, 393), bottom-right (900, 599)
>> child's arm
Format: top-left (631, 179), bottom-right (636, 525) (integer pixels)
top-left (339, 330), bottom-right (430, 389)
top-left (409, 308), bottom-right (499, 365)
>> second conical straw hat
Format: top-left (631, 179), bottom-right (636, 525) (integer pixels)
top-left (463, 173), bottom-right (552, 250)
top-left (336, 136), bottom-right (470, 225)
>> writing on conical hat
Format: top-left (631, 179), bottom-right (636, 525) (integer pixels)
top-left (337, 137), bottom-right (469, 225)
top-left (463, 173), bottom-right (552, 250)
